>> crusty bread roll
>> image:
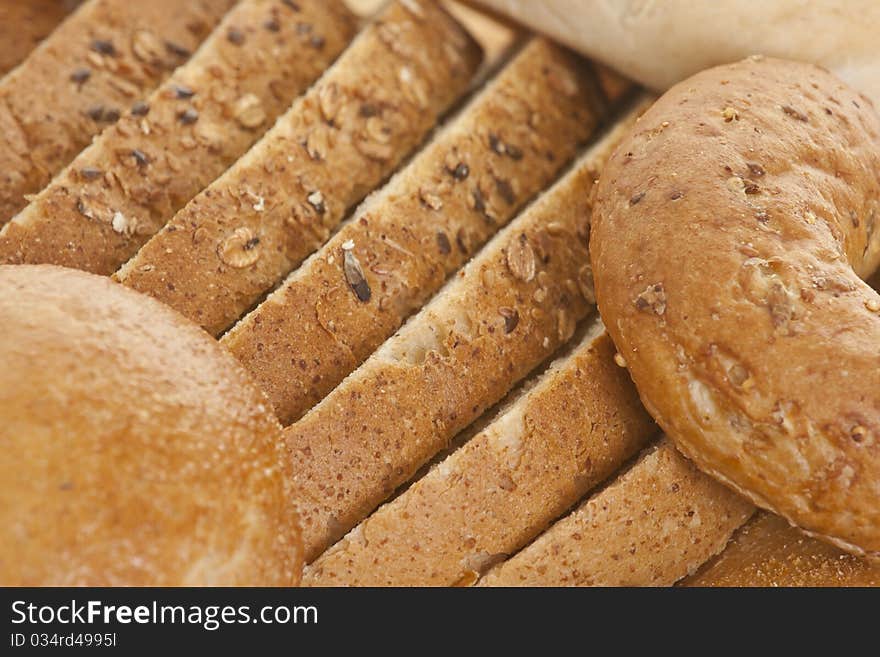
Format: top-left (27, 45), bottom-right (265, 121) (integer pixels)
top-left (0, 265), bottom-right (301, 586)
top-left (0, 0), bottom-right (357, 275)
top-left (0, 0), bottom-right (237, 224)
top-left (683, 512), bottom-right (880, 587)
top-left (222, 37), bottom-right (611, 424)
top-left (479, 439), bottom-right (754, 587)
top-left (0, 1), bottom-right (80, 76)
top-left (469, 0), bottom-right (880, 108)
top-left (591, 58), bottom-right (880, 556)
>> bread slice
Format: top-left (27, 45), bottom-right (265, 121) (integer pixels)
top-left (682, 512), bottom-right (880, 586)
top-left (0, 0), bottom-right (80, 76)
top-left (0, 0), bottom-right (357, 274)
top-left (304, 322), bottom-right (656, 586)
top-left (478, 439), bottom-right (754, 586)
top-left (0, 0), bottom-right (237, 224)
top-left (115, 0), bottom-right (483, 334)
top-left (284, 103), bottom-right (648, 562)
top-left (222, 37), bottom-right (611, 424)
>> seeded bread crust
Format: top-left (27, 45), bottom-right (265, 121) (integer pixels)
top-left (0, 1), bottom-right (81, 76)
top-left (683, 512), bottom-right (880, 587)
top-left (479, 439), bottom-right (755, 586)
top-left (282, 107), bottom-right (633, 561)
top-left (115, 0), bottom-right (483, 335)
top-left (223, 38), bottom-right (610, 424)
top-left (0, 265), bottom-right (301, 586)
top-left (0, 0), bottom-right (237, 225)
top-left (304, 324), bottom-right (656, 586)
top-left (0, 0), bottom-right (357, 275)
top-left (590, 57), bottom-right (880, 556)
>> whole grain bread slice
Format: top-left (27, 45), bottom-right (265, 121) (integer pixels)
top-left (304, 323), bottom-right (656, 586)
top-left (115, 0), bottom-right (483, 334)
top-left (222, 37), bottom-right (611, 424)
top-left (0, 0), bottom-right (81, 76)
top-left (479, 439), bottom-right (755, 586)
top-left (0, 0), bottom-right (237, 224)
top-left (283, 105), bottom-right (649, 562)
top-left (0, 0), bottom-right (357, 274)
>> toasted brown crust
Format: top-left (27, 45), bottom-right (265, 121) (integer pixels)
top-left (223, 38), bottom-right (611, 424)
top-left (0, 0), bottom-right (236, 224)
top-left (0, 0), bottom-right (357, 275)
top-left (683, 512), bottom-right (880, 587)
top-left (283, 107), bottom-right (638, 562)
top-left (0, 265), bottom-right (301, 586)
top-left (479, 439), bottom-right (755, 586)
top-left (304, 325), bottom-right (656, 586)
top-left (0, 1), bottom-right (80, 76)
top-left (115, 0), bottom-right (483, 335)
top-left (591, 57), bottom-right (880, 555)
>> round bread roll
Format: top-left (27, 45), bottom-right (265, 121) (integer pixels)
top-left (469, 0), bottom-right (880, 108)
top-left (0, 265), bottom-right (301, 585)
top-left (591, 58), bottom-right (880, 556)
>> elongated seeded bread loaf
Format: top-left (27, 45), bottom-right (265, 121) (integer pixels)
top-left (479, 439), bottom-right (755, 586)
top-left (0, 0), bottom-right (81, 76)
top-left (305, 323), bottom-right (656, 586)
top-left (0, 0), bottom-right (357, 275)
top-left (0, 0), bottom-right (237, 224)
top-left (116, 0), bottom-right (483, 335)
top-left (682, 512), bottom-right (880, 587)
top-left (223, 37), bottom-right (610, 424)
top-left (283, 101), bottom-right (635, 561)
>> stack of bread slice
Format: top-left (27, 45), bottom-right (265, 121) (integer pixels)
top-left (2, 0), bottom-right (878, 586)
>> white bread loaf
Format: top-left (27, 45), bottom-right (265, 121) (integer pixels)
top-left (469, 0), bottom-right (880, 107)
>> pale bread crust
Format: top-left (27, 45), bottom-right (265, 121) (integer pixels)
top-left (0, 0), bottom-right (357, 274)
top-left (683, 512), bottom-right (880, 587)
top-left (0, 0), bottom-right (80, 75)
top-left (116, 0), bottom-right (483, 335)
top-left (469, 0), bottom-right (880, 108)
top-left (0, 265), bottom-right (301, 586)
top-left (304, 326), bottom-right (656, 586)
top-left (222, 38), bottom-right (611, 424)
top-left (284, 102), bottom-right (629, 562)
top-left (591, 57), bottom-right (880, 556)
top-left (0, 0), bottom-right (237, 224)
top-left (479, 439), bottom-right (754, 586)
